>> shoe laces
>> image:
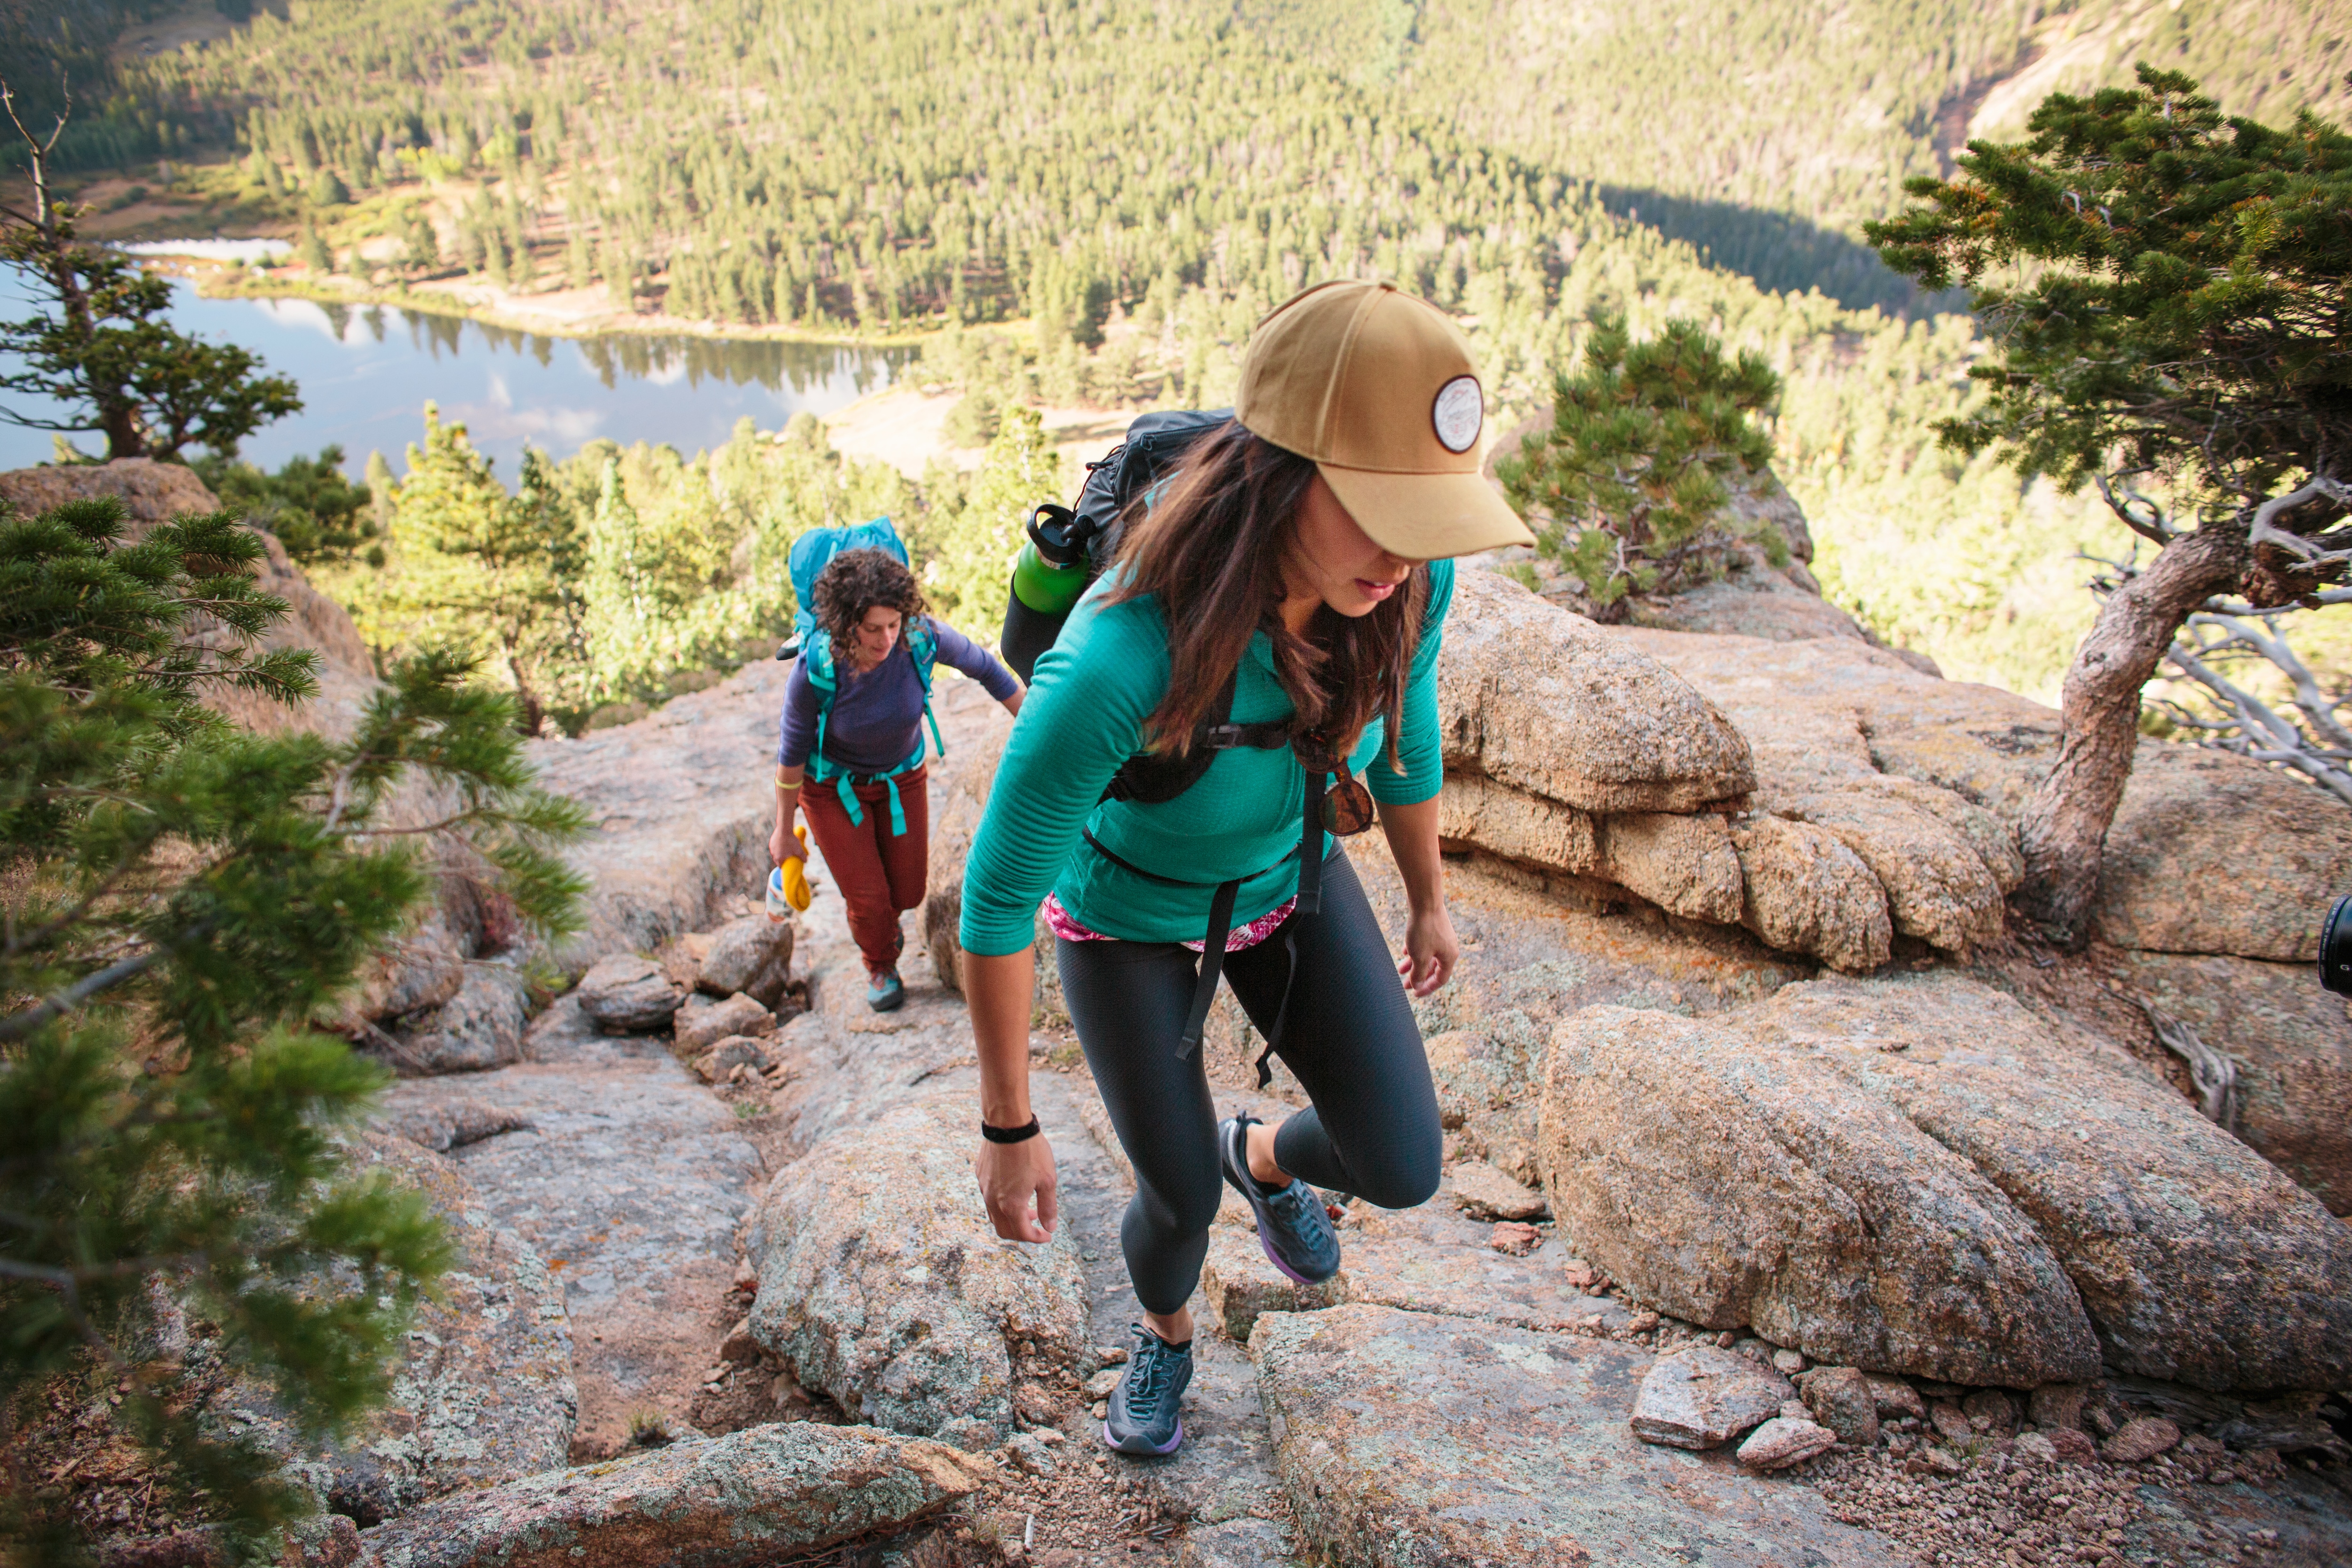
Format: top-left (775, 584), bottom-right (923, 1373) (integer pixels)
top-left (1126, 1334), bottom-right (1184, 1405)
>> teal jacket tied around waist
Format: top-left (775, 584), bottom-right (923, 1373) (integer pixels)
top-left (958, 557), bottom-right (1455, 955)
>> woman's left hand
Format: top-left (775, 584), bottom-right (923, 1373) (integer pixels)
top-left (1397, 902), bottom-right (1460, 996)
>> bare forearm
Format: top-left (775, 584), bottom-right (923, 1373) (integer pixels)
top-left (1378, 796), bottom-right (1446, 913)
top-left (966, 948), bottom-right (1035, 1125)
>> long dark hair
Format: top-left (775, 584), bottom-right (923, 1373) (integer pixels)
top-left (1105, 422), bottom-right (1428, 769)
top-left (812, 548), bottom-right (926, 670)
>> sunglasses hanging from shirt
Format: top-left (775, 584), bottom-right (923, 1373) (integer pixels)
top-left (1295, 732), bottom-right (1376, 840)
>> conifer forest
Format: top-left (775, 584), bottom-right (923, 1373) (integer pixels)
top-left (6, 0), bottom-right (2350, 722)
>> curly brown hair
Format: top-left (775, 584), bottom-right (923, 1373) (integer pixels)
top-left (811, 548), bottom-right (928, 669)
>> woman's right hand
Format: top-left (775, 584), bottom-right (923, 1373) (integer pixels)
top-left (975, 1134), bottom-right (1058, 1242)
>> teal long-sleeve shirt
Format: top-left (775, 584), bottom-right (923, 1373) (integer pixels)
top-left (958, 557), bottom-right (1454, 955)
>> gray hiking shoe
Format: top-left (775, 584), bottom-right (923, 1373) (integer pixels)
top-left (1220, 1113), bottom-right (1341, 1285)
top-left (1103, 1325), bottom-right (1192, 1456)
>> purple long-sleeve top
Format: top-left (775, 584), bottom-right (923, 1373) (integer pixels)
top-left (777, 616), bottom-right (1018, 773)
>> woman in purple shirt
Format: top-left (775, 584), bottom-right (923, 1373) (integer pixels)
top-left (773, 549), bottom-right (1024, 1010)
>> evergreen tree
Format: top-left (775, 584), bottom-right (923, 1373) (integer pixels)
top-left (191, 445), bottom-right (377, 565)
top-left (1867, 65), bottom-right (2352, 942)
top-left (1498, 311), bottom-right (1784, 614)
top-left (922, 404), bottom-right (1059, 638)
top-left (580, 457), bottom-right (670, 700)
top-left (0, 100), bottom-right (299, 462)
top-left (374, 408), bottom-right (586, 732)
top-left (0, 495), bottom-right (587, 1565)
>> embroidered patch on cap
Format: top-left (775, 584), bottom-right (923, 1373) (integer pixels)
top-left (1431, 375), bottom-right (1483, 454)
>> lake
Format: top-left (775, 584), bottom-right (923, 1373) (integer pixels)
top-left (0, 277), bottom-right (917, 478)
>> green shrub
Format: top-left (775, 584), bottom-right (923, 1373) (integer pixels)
top-left (0, 496), bottom-right (587, 1564)
top-left (1497, 312), bottom-right (1783, 613)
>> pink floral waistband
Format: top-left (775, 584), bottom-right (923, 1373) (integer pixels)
top-left (1042, 891), bottom-right (1297, 953)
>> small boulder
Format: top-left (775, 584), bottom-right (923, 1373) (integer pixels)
top-left (1735, 1416), bottom-right (1837, 1471)
top-left (350, 908), bottom-right (469, 1022)
top-left (380, 965), bottom-right (530, 1075)
top-left (2103, 1415), bottom-right (2182, 1464)
top-left (1929, 1402), bottom-right (1974, 1445)
top-left (1488, 1221), bottom-right (1541, 1255)
top-left (1447, 1160), bottom-right (1549, 1221)
top-left (1866, 1374), bottom-right (1925, 1422)
top-left (2027, 1382), bottom-right (2089, 1431)
top-left (354, 1421), bottom-right (993, 1568)
top-left (1629, 1345), bottom-right (1793, 1450)
top-left (698, 913), bottom-right (794, 1006)
top-left (1798, 1366), bottom-right (1880, 1448)
top-left (2014, 1431), bottom-right (2058, 1465)
top-left (694, 1035), bottom-right (773, 1084)
top-left (1962, 1386), bottom-right (2017, 1436)
top-left (574, 955), bottom-right (683, 1034)
top-left (2048, 1428), bottom-right (2099, 1465)
top-left (717, 1317), bottom-right (759, 1363)
top-left (675, 991), bottom-right (774, 1052)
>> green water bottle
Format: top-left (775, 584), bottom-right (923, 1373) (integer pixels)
top-left (1011, 537), bottom-right (1089, 615)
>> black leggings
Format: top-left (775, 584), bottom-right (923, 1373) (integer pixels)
top-left (1056, 849), bottom-right (1443, 1315)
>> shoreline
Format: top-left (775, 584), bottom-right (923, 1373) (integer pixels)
top-left (151, 255), bottom-right (941, 352)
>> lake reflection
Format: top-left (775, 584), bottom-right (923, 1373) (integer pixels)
top-left (0, 282), bottom-right (916, 478)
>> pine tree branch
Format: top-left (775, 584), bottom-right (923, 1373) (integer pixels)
top-left (0, 946), bottom-right (165, 1043)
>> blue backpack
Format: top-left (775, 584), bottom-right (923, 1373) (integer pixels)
top-left (788, 517), bottom-right (944, 837)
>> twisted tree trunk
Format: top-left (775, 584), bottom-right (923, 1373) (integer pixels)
top-left (2014, 526), bottom-right (2248, 946)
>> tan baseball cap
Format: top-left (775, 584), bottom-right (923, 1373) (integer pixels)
top-left (1237, 279), bottom-right (1536, 560)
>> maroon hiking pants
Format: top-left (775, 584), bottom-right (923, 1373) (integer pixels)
top-left (801, 764), bottom-right (929, 977)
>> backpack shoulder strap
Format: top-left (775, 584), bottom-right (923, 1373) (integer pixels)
top-left (906, 617), bottom-right (945, 762)
top-left (803, 634), bottom-right (838, 693)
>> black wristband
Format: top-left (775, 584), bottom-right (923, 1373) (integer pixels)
top-left (980, 1114), bottom-right (1041, 1145)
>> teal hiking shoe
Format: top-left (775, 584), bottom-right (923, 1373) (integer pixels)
top-left (866, 969), bottom-right (905, 1012)
top-left (1103, 1325), bottom-right (1192, 1456)
top-left (1220, 1113), bottom-right (1340, 1284)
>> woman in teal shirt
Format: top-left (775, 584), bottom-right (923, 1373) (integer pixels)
top-left (959, 281), bottom-right (1534, 1456)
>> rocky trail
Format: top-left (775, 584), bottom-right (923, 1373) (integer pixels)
top-left (21, 461), bottom-right (2352, 1568)
top-left (336, 654), bottom-right (2352, 1568)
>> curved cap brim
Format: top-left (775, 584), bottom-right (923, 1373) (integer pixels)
top-left (1318, 463), bottom-right (1538, 561)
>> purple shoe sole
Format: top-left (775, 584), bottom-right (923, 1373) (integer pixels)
top-left (1102, 1417), bottom-right (1184, 1456)
top-left (1257, 1226), bottom-right (1316, 1286)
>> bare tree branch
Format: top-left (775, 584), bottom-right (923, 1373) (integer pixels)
top-left (2097, 470), bottom-right (2178, 544)
top-left (2145, 1004), bottom-right (2240, 1130)
top-left (2245, 476), bottom-right (2352, 565)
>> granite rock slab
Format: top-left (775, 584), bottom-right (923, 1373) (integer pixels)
top-left (1437, 569), bottom-right (1755, 814)
top-left (1250, 1304), bottom-right (1898, 1567)
top-left (355, 1421), bottom-right (992, 1568)
top-left (1539, 1004), bottom-right (2100, 1385)
top-left (1748, 972), bottom-right (2352, 1391)
top-left (324, 1136), bottom-right (576, 1522)
top-left (747, 1090), bottom-right (1088, 1447)
top-left (379, 996), bottom-right (764, 1453)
